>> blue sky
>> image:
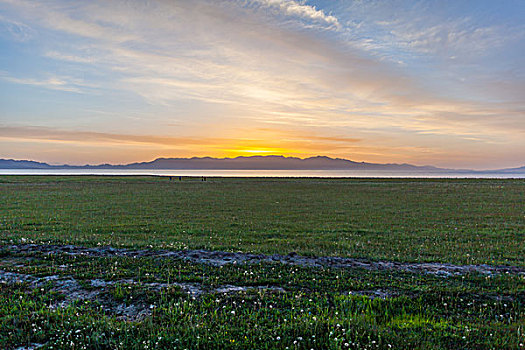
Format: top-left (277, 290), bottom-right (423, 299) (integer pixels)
top-left (0, 0), bottom-right (524, 169)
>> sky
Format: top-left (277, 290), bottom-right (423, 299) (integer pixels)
top-left (0, 0), bottom-right (524, 169)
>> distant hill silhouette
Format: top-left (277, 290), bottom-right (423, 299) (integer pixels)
top-left (0, 159), bottom-right (55, 169)
top-left (0, 156), bottom-right (440, 171)
top-left (494, 165), bottom-right (525, 173)
top-left (0, 156), bottom-right (523, 173)
top-left (117, 156), bottom-right (445, 171)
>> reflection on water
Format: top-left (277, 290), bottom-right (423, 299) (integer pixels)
top-left (0, 169), bottom-right (523, 178)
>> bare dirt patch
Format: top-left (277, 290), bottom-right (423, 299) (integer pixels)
top-left (3, 243), bottom-right (524, 276)
top-left (0, 268), bottom-right (286, 321)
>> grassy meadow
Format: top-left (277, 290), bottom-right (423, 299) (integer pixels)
top-left (0, 176), bottom-right (524, 349)
top-left (1, 176), bottom-right (523, 265)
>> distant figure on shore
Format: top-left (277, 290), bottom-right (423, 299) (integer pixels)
top-left (179, 176), bottom-right (182, 181)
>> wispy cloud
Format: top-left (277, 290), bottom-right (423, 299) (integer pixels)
top-left (44, 51), bottom-right (99, 64)
top-left (0, 125), bottom-right (222, 147)
top-left (0, 13), bottom-right (35, 41)
top-left (0, 124), bottom-right (362, 164)
top-left (0, 0), bottom-right (523, 168)
top-left (0, 72), bottom-right (92, 93)
top-left (249, 0), bottom-right (340, 29)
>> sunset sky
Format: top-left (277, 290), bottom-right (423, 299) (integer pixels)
top-left (0, 0), bottom-right (524, 169)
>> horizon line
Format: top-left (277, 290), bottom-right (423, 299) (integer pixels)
top-left (1, 155), bottom-right (524, 172)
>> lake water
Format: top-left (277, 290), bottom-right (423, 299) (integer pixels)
top-left (0, 169), bottom-right (523, 178)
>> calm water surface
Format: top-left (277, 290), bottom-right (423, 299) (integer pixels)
top-left (0, 169), bottom-right (523, 178)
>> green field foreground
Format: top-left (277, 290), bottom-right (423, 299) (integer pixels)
top-left (0, 176), bottom-right (524, 349)
top-left (1, 176), bottom-right (523, 265)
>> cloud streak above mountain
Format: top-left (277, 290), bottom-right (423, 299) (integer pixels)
top-left (0, 0), bottom-right (523, 169)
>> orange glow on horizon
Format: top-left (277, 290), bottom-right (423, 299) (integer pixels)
top-left (224, 147), bottom-right (302, 158)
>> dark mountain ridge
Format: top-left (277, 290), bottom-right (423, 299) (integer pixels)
top-left (0, 156), bottom-right (523, 173)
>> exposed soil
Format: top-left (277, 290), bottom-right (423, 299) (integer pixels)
top-left (3, 243), bottom-right (524, 276)
top-left (347, 289), bottom-right (399, 300)
top-left (14, 344), bottom-right (44, 350)
top-left (0, 269), bottom-right (285, 321)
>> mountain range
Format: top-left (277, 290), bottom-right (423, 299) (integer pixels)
top-left (0, 156), bottom-right (524, 173)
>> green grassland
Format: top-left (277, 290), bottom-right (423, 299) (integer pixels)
top-left (1, 176), bottom-right (523, 265)
top-left (0, 176), bottom-right (524, 349)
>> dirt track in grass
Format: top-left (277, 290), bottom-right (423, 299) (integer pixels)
top-left (3, 243), bottom-right (524, 276)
